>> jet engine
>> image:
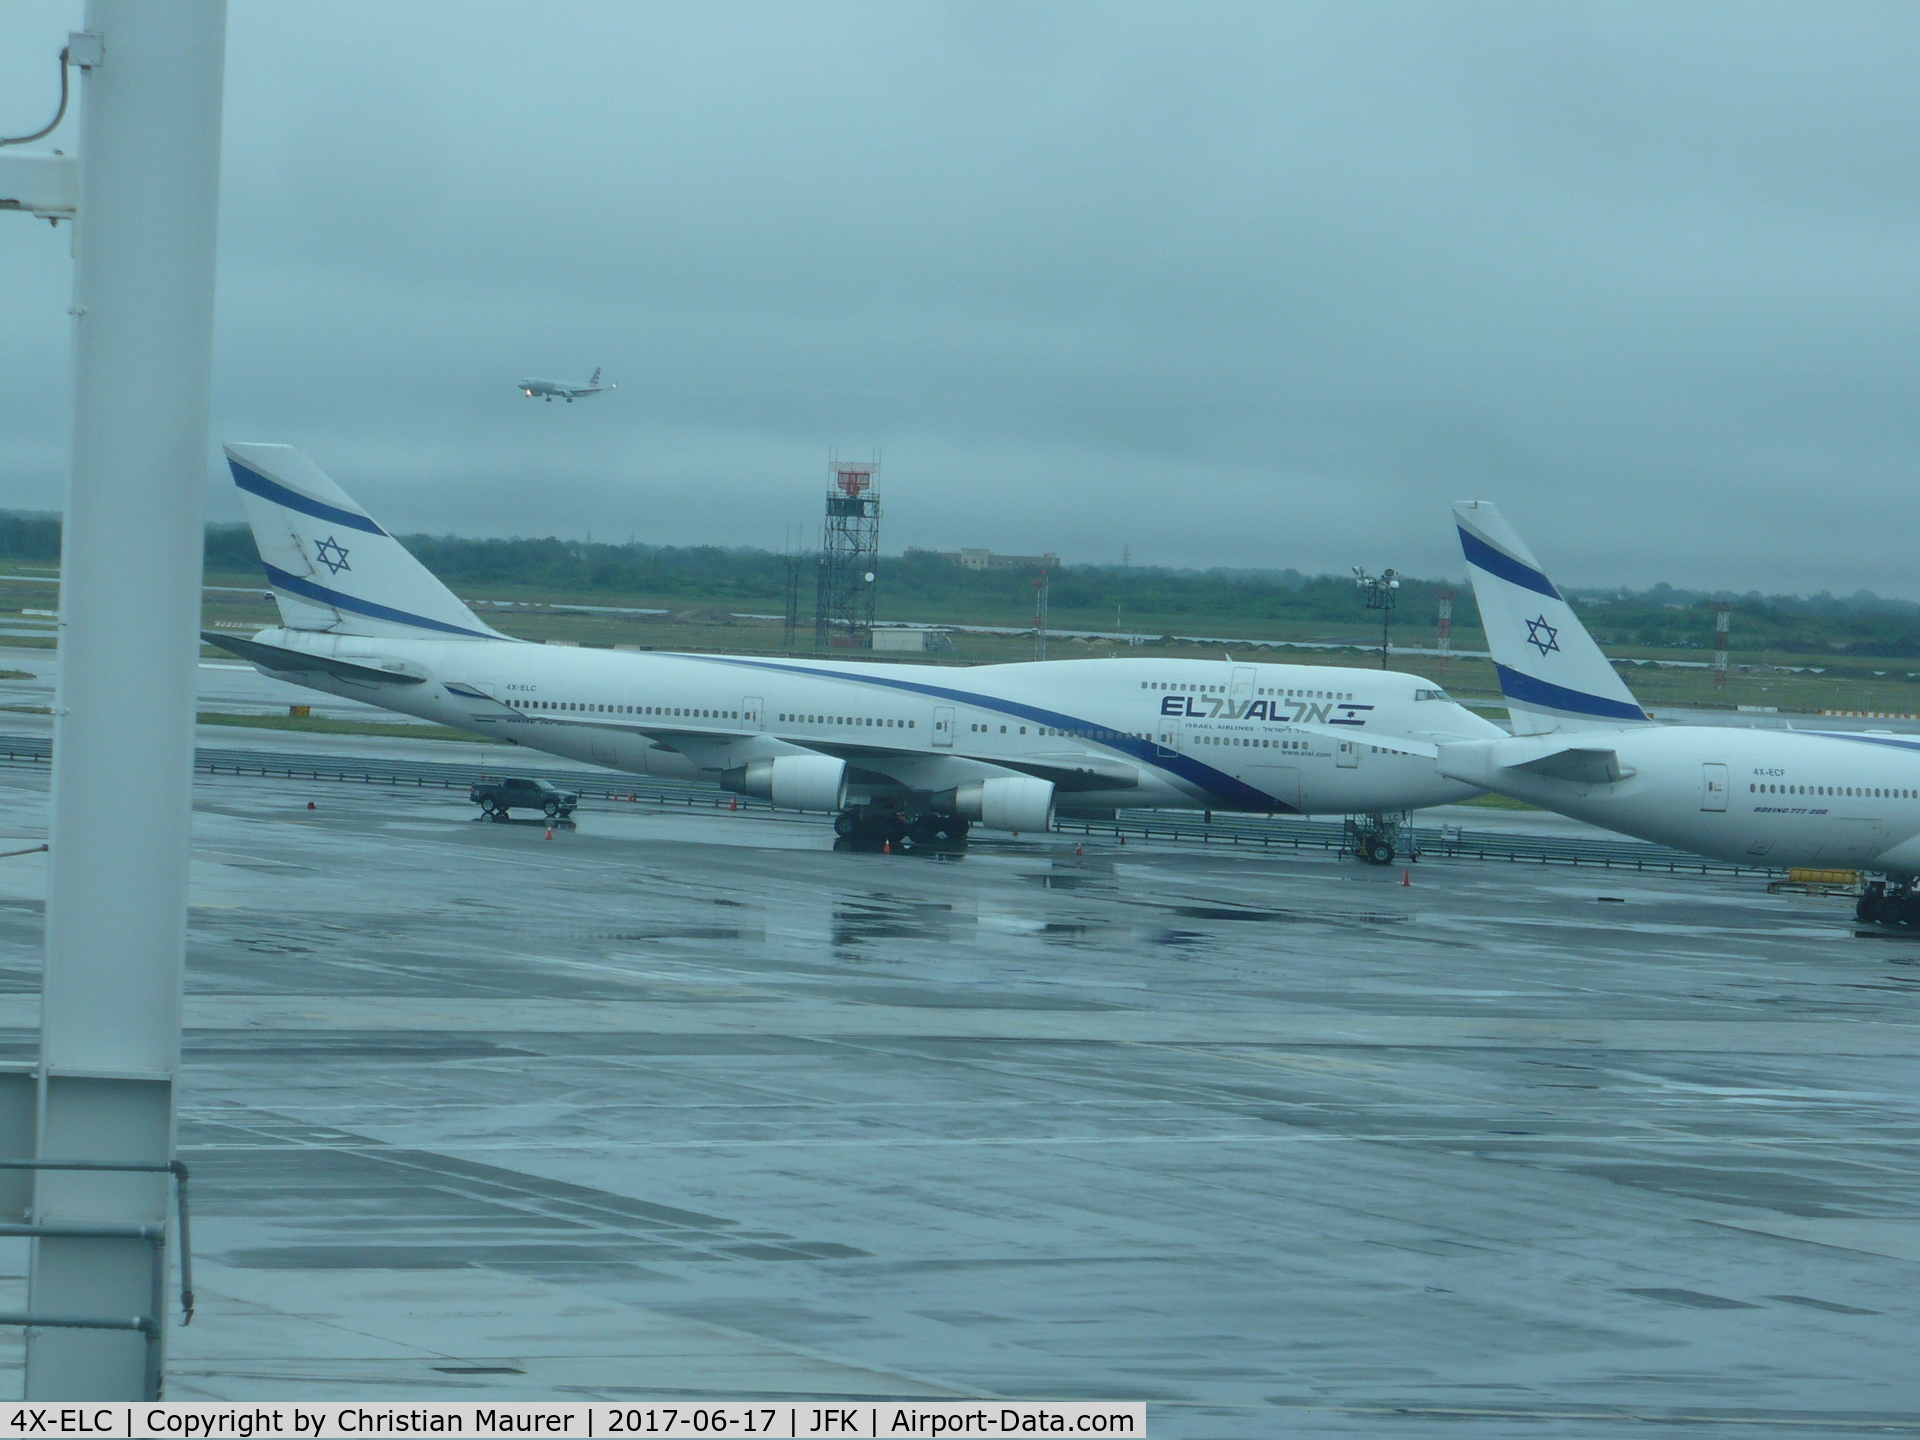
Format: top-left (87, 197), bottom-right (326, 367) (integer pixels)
top-left (955, 776), bottom-right (1056, 833)
top-left (720, 754), bottom-right (848, 812)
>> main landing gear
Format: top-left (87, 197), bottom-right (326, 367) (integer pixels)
top-left (1856, 880), bottom-right (1920, 925)
top-left (832, 807), bottom-right (970, 851)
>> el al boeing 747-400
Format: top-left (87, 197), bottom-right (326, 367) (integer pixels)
top-left (1331, 501), bottom-right (1920, 922)
top-left (205, 444), bottom-right (1502, 850)
top-left (517, 367), bottom-right (612, 402)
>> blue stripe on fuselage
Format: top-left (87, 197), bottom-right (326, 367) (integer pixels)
top-left (677, 653), bottom-right (1303, 812)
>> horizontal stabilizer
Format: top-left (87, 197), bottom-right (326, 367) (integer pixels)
top-left (204, 631), bottom-right (426, 685)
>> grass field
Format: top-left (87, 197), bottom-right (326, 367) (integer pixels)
top-left (7, 566), bottom-right (1920, 719)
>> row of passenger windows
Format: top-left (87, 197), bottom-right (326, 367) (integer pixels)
top-left (1753, 783), bottom-right (1915, 799)
top-left (517, 701), bottom-right (738, 719)
top-left (1142, 681), bottom-right (1353, 701)
top-left (779, 713), bottom-right (914, 728)
top-left (1196, 736), bottom-right (1307, 749)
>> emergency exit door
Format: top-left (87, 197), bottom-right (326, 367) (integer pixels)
top-left (1701, 763), bottom-right (1729, 811)
top-left (1336, 740), bottom-right (1360, 768)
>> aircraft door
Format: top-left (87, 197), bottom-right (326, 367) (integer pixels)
top-left (1231, 667), bottom-right (1256, 703)
top-left (1701, 763), bottom-right (1729, 812)
top-left (1336, 740), bottom-right (1360, 768)
top-left (1156, 721), bottom-right (1180, 757)
top-left (741, 695), bottom-right (764, 732)
top-left (933, 705), bottom-right (954, 748)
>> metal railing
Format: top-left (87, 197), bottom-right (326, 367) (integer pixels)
top-left (0, 1159), bottom-right (193, 1401)
top-left (0, 732), bottom-right (1780, 876)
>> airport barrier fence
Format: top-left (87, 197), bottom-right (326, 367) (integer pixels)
top-left (0, 733), bottom-right (1779, 877)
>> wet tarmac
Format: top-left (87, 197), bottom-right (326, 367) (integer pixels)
top-left (0, 745), bottom-right (1910, 1434)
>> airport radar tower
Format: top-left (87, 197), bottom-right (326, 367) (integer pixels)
top-left (815, 458), bottom-right (881, 649)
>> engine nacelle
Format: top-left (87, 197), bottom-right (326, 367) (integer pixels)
top-left (954, 776), bottom-right (1056, 833)
top-left (720, 754), bottom-right (847, 812)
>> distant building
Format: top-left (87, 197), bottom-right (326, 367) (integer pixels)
top-left (910, 547), bottom-right (1059, 572)
top-left (871, 627), bottom-right (956, 653)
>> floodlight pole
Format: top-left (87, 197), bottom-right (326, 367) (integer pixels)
top-left (1354, 567), bottom-right (1400, 670)
top-left (29, 0), bottom-right (225, 1399)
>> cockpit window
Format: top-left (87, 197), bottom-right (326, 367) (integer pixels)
top-left (1414, 688), bottom-right (1452, 701)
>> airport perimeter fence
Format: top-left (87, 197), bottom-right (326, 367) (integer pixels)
top-left (0, 733), bottom-right (1778, 877)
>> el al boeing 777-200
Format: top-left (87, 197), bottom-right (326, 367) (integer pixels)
top-left (517, 367), bottom-right (612, 402)
top-left (1331, 501), bottom-right (1920, 921)
top-left (205, 444), bottom-right (1502, 850)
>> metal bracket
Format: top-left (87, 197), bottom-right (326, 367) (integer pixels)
top-left (66, 32), bottom-right (104, 69)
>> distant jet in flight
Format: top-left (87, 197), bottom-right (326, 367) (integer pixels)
top-left (517, 366), bottom-right (613, 402)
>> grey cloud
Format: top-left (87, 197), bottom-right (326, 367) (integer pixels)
top-left (3, 1), bottom-right (1919, 591)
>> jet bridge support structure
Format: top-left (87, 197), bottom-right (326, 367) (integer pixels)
top-left (22, 0), bottom-right (226, 1399)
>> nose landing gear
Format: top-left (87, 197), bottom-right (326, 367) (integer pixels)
top-left (1345, 812), bottom-right (1417, 866)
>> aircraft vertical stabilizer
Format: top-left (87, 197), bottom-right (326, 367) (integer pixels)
top-left (1454, 501), bottom-right (1650, 735)
top-left (225, 443), bottom-right (501, 640)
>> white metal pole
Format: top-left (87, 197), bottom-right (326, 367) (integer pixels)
top-left (28, 0), bottom-right (225, 1400)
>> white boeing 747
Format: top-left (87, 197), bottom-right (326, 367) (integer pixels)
top-left (206, 444), bottom-right (1501, 849)
top-left (517, 367), bottom-right (612, 402)
top-left (1344, 502), bottom-right (1920, 921)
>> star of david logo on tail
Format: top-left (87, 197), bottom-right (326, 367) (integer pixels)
top-left (1525, 615), bottom-right (1560, 657)
top-left (313, 536), bottom-right (351, 575)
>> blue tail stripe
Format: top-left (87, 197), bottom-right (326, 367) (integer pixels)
top-left (1459, 527), bottom-right (1559, 600)
top-left (230, 458), bottom-right (388, 537)
top-left (1495, 663), bottom-right (1649, 722)
top-left (263, 562), bottom-right (495, 639)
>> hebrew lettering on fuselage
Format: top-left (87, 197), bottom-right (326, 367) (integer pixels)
top-left (1158, 695), bottom-right (1362, 726)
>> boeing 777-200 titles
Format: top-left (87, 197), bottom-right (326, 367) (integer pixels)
top-left (517, 367), bottom-right (612, 402)
top-left (206, 444), bottom-right (1501, 849)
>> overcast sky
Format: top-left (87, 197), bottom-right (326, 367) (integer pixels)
top-left (4, 2), bottom-right (1919, 592)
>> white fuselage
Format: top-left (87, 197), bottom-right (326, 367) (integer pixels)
top-left (1441, 725), bottom-right (1920, 875)
top-left (247, 628), bottom-right (1498, 818)
top-left (517, 378), bottom-right (603, 400)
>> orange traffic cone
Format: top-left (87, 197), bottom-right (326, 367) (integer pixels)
top-left (544, 825), bottom-right (555, 840)
top-left (882, 839), bottom-right (892, 854)
top-left (1074, 844), bottom-right (1084, 856)
top-left (1401, 868), bottom-right (1411, 886)
top-left (729, 796), bottom-right (738, 811)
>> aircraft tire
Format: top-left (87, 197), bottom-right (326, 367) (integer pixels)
top-left (1363, 837), bottom-right (1395, 865)
top-left (833, 810), bottom-right (860, 838)
top-left (1856, 893), bottom-right (1882, 924)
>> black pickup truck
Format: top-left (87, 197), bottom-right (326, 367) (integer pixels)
top-left (470, 776), bottom-right (580, 820)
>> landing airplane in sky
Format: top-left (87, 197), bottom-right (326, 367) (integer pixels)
top-left (517, 366), bottom-right (612, 402)
top-left (1339, 501), bottom-right (1920, 921)
top-left (207, 444), bottom-right (1501, 850)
